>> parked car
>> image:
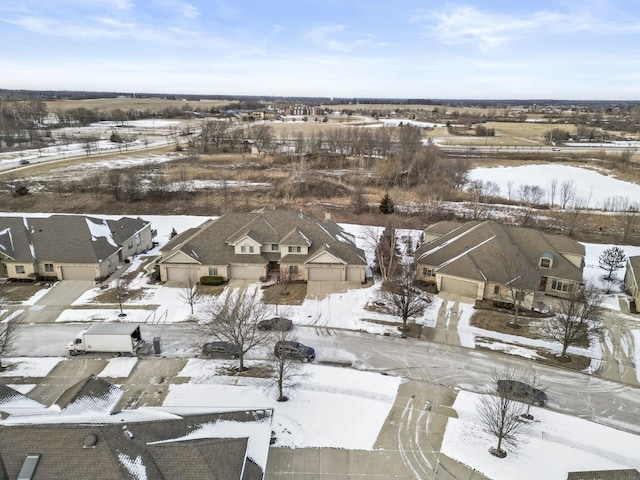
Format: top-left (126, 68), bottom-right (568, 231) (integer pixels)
top-left (258, 317), bottom-right (293, 331)
top-left (19, 159), bottom-right (30, 165)
top-left (497, 380), bottom-right (547, 407)
top-left (274, 341), bottom-right (315, 362)
top-left (551, 147), bottom-right (560, 151)
top-left (202, 341), bottom-right (240, 359)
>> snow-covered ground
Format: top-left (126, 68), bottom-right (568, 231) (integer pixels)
top-left (468, 163), bottom-right (640, 209)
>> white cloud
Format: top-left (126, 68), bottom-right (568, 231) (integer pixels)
top-left (305, 24), bottom-right (357, 52)
top-left (419, 5), bottom-right (568, 50)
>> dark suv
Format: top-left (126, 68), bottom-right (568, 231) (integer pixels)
top-left (202, 341), bottom-right (240, 359)
top-left (274, 341), bottom-right (315, 362)
top-left (258, 317), bottom-right (293, 331)
top-left (497, 380), bottom-right (547, 407)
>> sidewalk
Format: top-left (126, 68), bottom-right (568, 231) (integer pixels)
top-left (265, 381), bottom-right (488, 480)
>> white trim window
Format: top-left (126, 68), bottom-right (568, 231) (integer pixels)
top-left (551, 279), bottom-right (573, 292)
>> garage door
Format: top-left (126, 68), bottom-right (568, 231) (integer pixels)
top-left (308, 267), bottom-right (342, 281)
top-left (346, 266), bottom-right (362, 282)
top-left (165, 267), bottom-right (192, 283)
top-left (440, 277), bottom-right (480, 298)
top-left (230, 265), bottom-right (263, 280)
top-left (60, 266), bottom-right (96, 280)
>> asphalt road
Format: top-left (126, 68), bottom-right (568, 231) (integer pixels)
top-left (14, 321), bottom-right (640, 436)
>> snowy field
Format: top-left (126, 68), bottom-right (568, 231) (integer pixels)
top-left (468, 163), bottom-right (640, 209)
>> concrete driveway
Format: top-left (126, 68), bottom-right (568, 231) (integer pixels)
top-left (306, 281), bottom-right (369, 300)
top-left (24, 280), bottom-right (94, 323)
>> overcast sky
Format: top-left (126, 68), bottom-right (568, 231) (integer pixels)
top-left (2, 0), bottom-right (639, 100)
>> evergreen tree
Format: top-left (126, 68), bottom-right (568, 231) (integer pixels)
top-left (598, 246), bottom-right (626, 280)
top-left (379, 192), bottom-right (395, 214)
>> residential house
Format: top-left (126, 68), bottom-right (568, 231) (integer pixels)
top-left (566, 469), bottom-right (640, 480)
top-left (0, 215), bottom-right (153, 281)
top-left (0, 375), bottom-right (272, 480)
top-left (157, 209), bottom-right (367, 283)
top-left (414, 220), bottom-right (584, 309)
top-left (624, 255), bottom-right (640, 311)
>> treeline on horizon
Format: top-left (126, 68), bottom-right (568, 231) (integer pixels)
top-left (1, 88), bottom-right (639, 109)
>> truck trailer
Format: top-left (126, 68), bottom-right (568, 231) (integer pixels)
top-left (67, 324), bottom-right (144, 356)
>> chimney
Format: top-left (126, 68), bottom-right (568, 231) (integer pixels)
top-left (325, 212), bottom-right (331, 222)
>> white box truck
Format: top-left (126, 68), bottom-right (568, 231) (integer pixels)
top-left (67, 324), bottom-right (144, 356)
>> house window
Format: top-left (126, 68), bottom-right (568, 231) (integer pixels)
top-left (540, 258), bottom-right (552, 269)
top-left (107, 259), bottom-right (112, 268)
top-left (15, 265), bottom-right (25, 274)
top-left (493, 285), bottom-right (500, 295)
top-left (271, 244), bottom-right (279, 251)
top-left (422, 267), bottom-right (435, 276)
top-left (241, 245), bottom-right (254, 253)
top-left (136, 234), bottom-right (141, 246)
top-left (288, 246), bottom-right (301, 253)
top-left (289, 265), bottom-right (298, 275)
top-left (128, 242), bottom-right (134, 249)
top-left (551, 280), bottom-right (573, 292)
top-left (44, 263), bottom-right (54, 273)
top-left (209, 267), bottom-right (218, 276)
top-left (516, 290), bottom-right (525, 301)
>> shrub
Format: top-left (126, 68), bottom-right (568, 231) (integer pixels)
top-left (200, 275), bottom-right (224, 286)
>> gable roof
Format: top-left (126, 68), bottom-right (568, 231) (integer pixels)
top-left (0, 379), bottom-right (273, 480)
top-left (160, 209), bottom-right (366, 267)
top-left (627, 255), bottom-right (640, 287)
top-left (415, 220), bottom-right (584, 284)
top-left (567, 469), bottom-right (640, 480)
top-left (0, 215), bottom-right (151, 265)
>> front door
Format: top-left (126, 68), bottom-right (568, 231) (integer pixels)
top-left (538, 276), bottom-right (548, 291)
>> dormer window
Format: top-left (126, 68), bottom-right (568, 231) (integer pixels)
top-left (288, 246), bottom-right (302, 253)
top-left (539, 252), bottom-right (554, 269)
top-left (241, 245), bottom-right (254, 253)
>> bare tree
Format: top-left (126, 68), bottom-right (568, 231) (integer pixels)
top-left (251, 124), bottom-right (274, 155)
top-left (479, 365), bottom-right (530, 458)
top-left (517, 184), bottom-right (544, 226)
top-left (545, 282), bottom-right (604, 360)
top-left (277, 266), bottom-right (295, 296)
top-left (179, 269), bottom-right (200, 315)
top-left (380, 264), bottom-right (431, 335)
top-left (369, 225), bottom-right (400, 282)
top-left (562, 195), bottom-right (589, 236)
top-left (266, 330), bottom-right (308, 402)
top-left (547, 178), bottom-right (558, 208)
top-left (468, 179), bottom-right (499, 220)
top-left (198, 287), bottom-right (271, 371)
top-left (499, 252), bottom-right (538, 328)
top-left (115, 279), bottom-right (129, 317)
top-left (108, 171), bottom-right (123, 200)
top-left (560, 180), bottom-right (576, 210)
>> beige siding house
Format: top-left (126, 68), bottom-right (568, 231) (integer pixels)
top-left (0, 215), bottom-right (153, 282)
top-left (624, 256), bottom-right (640, 311)
top-left (157, 209), bottom-right (367, 284)
top-left (414, 220), bottom-right (584, 309)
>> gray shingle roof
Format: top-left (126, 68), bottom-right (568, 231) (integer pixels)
top-left (415, 220), bottom-right (583, 284)
top-left (0, 382), bottom-right (273, 480)
top-left (0, 215), bottom-right (150, 266)
top-left (161, 209), bottom-right (366, 267)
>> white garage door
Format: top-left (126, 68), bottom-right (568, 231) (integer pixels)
top-left (440, 277), bottom-right (479, 298)
top-left (60, 266), bottom-right (96, 280)
top-left (308, 267), bottom-right (342, 281)
top-left (346, 266), bottom-right (362, 282)
top-left (230, 265), bottom-right (263, 280)
top-left (165, 267), bottom-right (192, 283)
